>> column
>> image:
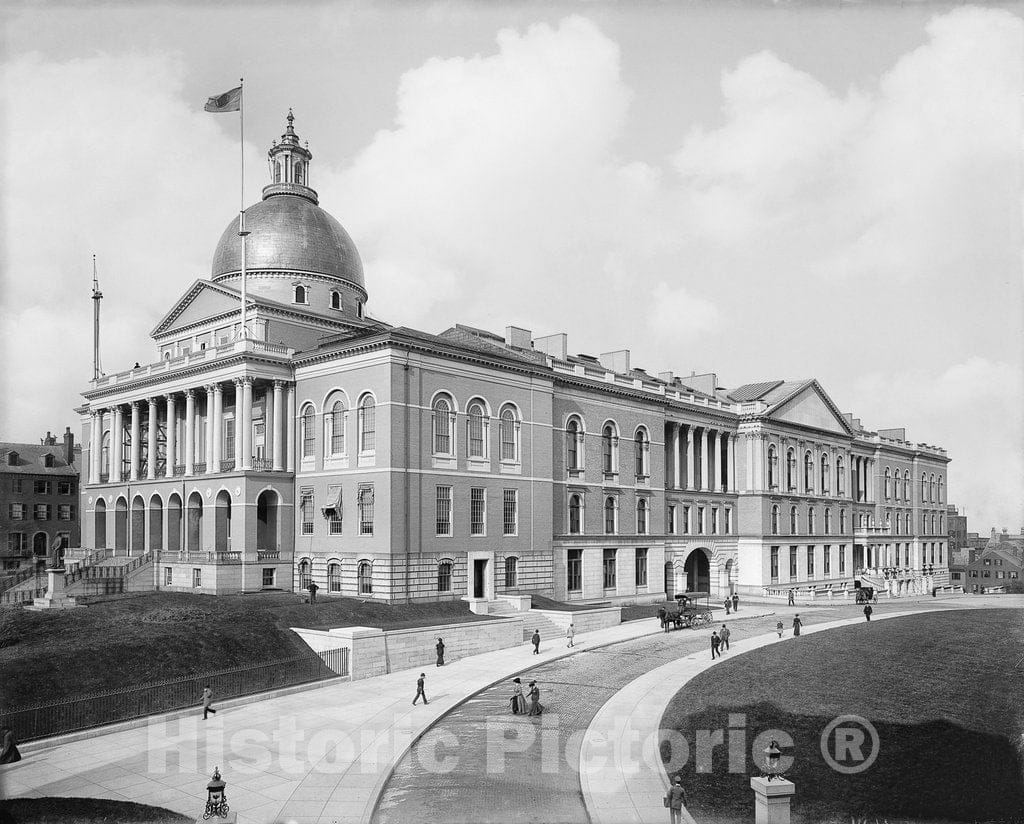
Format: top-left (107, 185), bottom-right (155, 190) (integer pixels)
top-left (184, 389), bottom-right (196, 476)
top-left (760, 434), bottom-right (769, 492)
top-left (233, 380), bottom-right (244, 470)
top-left (147, 398), bottom-right (158, 480)
top-left (129, 402), bottom-right (141, 481)
top-left (212, 383), bottom-right (224, 472)
top-left (727, 434), bottom-right (735, 493)
top-left (241, 377), bottom-right (253, 470)
top-left (286, 383), bottom-right (296, 473)
top-left (165, 395), bottom-right (177, 478)
top-left (866, 458), bottom-right (873, 503)
top-left (273, 380), bottom-right (285, 471)
top-left (88, 411), bottom-right (99, 484)
top-left (204, 385), bottom-right (215, 473)
top-left (701, 428), bottom-right (711, 492)
top-left (114, 406), bottom-right (125, 480)
top-left (711, 430), bottom-right (720, 491)
top-left (797, 441), bottom-right (805, 495)
top-left (685, 425), bottom-right (695, 491)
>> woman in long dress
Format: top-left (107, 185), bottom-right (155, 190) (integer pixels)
top-left (436, 637), bottom-right (445, 667)
top-left (792, 614), bottom-right (803, 636)
top-left (511, 677), bottom-right (524, 714)
top-left (527, 681), bottom-right (544, 716)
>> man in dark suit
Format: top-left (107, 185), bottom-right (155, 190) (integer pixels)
top-left (531, 629), bottom-right (541, 654)
top-left (413, 673), bottom-right (428, 705)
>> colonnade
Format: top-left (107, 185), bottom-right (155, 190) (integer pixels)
top-left (666, 423), bottom-right (736, 492)
top-left (87, 378), bottom-right (296, 484)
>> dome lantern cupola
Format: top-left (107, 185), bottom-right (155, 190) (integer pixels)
top-left (263, 109), bottom-right (317, 204)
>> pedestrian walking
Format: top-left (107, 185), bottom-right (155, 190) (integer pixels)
top-left (863, 603), bottom-right (873, 622)
top-left (776, 619), bottom-right (784, 638)
top-left (527, 680), bottom-right (544, 716)
top-left (665, 775), bottom-right (687, 824)
top-left (531, 629), bottom-right (541, 654)
top-left (711, 631), bottom-right (721, 659)
top-left (732, 593), bottom-right (739, 612)
top-left (787, 588), bottom-right (795, 606)
top-left (724, 598), bottom-right (731, 615)
top-left (510, 677), bottom-right (525, 714)
top-left (413, 673), bottom-right (428, 705)
top-left (719, 623), bottom-right (731, 651)
top-left (0, 727), bottom-right (21, 764)
top-left (308, 581), bottom-right (318, 604)
top-left (566, 623), bottom-right (575, 648)
top-left (792, 614), bottom-right (803, 637)
top-left (436, 637), bottom-right (446, 666)
top-left (201, 685), bottom-right (217, 719)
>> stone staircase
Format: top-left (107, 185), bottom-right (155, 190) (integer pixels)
top-left (0, 549), bottom-right (155, 605)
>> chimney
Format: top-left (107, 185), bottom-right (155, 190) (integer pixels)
top-left (533, 333), bottom-right (567, 361)
top-left (680, 372), bottom-right (718, 396)
top-left (504, 326), bottom-right (532, 350)
top-left (658, 371), bottom-right (675, 384)
top-left (64, 426), bottom-right (74, 465)
top-left (599, 349), bottom-right (630, 373)
top-left (41, 430), bottom-right (56, 446)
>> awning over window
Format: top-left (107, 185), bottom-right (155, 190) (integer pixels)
top-left (321, 486), bottom-right (342, 517)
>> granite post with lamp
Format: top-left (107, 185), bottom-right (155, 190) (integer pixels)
top-left (749, 740), bottom-right (795, 824)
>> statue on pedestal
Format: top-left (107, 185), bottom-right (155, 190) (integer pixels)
top-left (47, 535), bottom-right (65, 571)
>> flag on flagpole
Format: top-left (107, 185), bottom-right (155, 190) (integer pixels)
top-left (204, 86), bottom-right (242, 113)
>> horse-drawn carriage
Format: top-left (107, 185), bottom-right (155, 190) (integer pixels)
top-left (855, 585), bottom-right (877, 605)
top-left (660, 591), bottom-right (714, 630)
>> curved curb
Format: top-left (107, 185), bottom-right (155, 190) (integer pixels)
top-left (577, 608), bottom-right (939, 824)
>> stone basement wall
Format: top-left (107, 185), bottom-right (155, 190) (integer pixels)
top-left (291, 616), bottom-right (525, 681)
top-left (528, 607), bottom-right (621, 635)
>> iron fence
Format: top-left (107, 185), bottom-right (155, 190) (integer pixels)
top-left (1, 647), bottom-right (349, 742)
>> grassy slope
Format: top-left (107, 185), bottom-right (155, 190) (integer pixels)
top-left (0, 798), bottom-right (192, 824)
top-left (0, 592), bottom-right (491, 708)
top-left (661, 608), bottom-right (1024, 823)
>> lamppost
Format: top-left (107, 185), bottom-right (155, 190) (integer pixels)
top-left (203, 767), bottom-right (230, 819)
top-left (763, 740), bottom-right (784, 781)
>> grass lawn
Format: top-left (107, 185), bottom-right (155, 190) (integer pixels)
top-left (0, 798), bottom-right (192, 823)
top-left (661, 608), bottom-right (1024, 823)
top-left (0, 591), bottom-right (491, 709)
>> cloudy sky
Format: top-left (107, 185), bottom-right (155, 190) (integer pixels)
top-left (1, 1), bottom-right (1021, 531)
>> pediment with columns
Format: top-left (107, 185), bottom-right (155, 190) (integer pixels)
top-left (764, 380), bottom-right (852, 436)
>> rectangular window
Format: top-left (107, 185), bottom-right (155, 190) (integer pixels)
top-left (262, 568), bottom-right (275, 587)
top-left (34, 480), bottom-right (51, 495)
top-left (58, 504), bottom-right (73, 521)
top-left (635, 548), bottom-right (648, 587)
top-left (57, 481), bottom-right (73, 495)
top-left (697, 506), bottom-right (704, 535)
top-left (668, 505), bottom-right (676, 535)
top-left (436, 486), bottom-right (452, 536)
top-left (300, 488), bottom-right (314, 535)
top-left (327, 485), bottom-right (343, 535)
top-left (567, 548), bottom-right (583, 592)
top-left (437, 562), bottom-right (452, 592)
top-left (682, 505), bottom-right (690, 535)
top-left (34, 504), bottom-right (50, 521)
top-left (789, 546), bottom-right (798, 580)
top-left (603, 548), bottom-right (617, 590)
top-left (359, 485), bottom-right (375, 535)
top-left (724, 507), bottom-right (732, 535)
top-left (164, 567), bottom-right (172, 586)
top-left (12, 479), bottom-right (22, 494)
top-left (470, 488), bottom-right (486, 536)
top-left (770, 546), bottom-right (780, 582)
top-left (711, 507), bottom-right (719, 535)
top-left (9, 503), bottom-right (24, 520)
top-left (192, 568), bottom-right (202, 588)
top-left (224, 417), bottom-right (235, 460)
top-left (839, 545), bottom-right (846, 575)
top-left (823, 545), bottom-right (831, 576)
top-left (503, 489), bottom-right (518, 536)
top-left (807, 546), bottom-right (815, 577)
top-left (8, 533), bottom-right (26, 554)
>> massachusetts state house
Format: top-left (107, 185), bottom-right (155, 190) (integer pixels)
top-left (77, 114), bottom-right (951, 602)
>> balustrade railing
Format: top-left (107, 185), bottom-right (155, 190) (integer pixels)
top-left (257, 550), bottom-right (280, 561)
top-left (192, 462), bottom-right (207, 474)
top-left (119, 471), bottom-right (130, 482)
top-left (173, 465), bottom-right (185, 477)
top-left (220, 459), bottom-right (236, 472)
top-left (251, 457), bottom-right (274, 471)
top-left (99, 473), bottom-right (109, 484)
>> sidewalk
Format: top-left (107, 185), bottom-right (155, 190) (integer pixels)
top-left (1, 609), bottom-right (773, 824)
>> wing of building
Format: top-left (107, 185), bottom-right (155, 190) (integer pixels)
top-left (76, 114), bottom-right (952, 601)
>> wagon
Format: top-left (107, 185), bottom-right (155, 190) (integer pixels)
top-left (663, 591), bottom-right (714, 629)
top-left (854, 585), bottom-right (877, 605)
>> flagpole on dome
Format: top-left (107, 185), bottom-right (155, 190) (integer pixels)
top-left (238, 77), bottom-right (250, 340)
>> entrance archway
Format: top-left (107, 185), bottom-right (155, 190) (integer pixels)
top-left (215, 490), bottom-right (232, 553)
top-left (684, 549), bottom-right (711, 593)
top-left (257, 490), bottom-right (279, 552)
top-left (131, 496), bottom-right (145, 556)
top-left (94, 498), bottom-right (107, 549)
top-left (187, 492), bottom-right (203, 553)
top-left (149, 494), bottom-right (163, 552)
top-left (114, 497), bottom-right (128, 554)
top-left (167, 494), bottom-right (182, 553)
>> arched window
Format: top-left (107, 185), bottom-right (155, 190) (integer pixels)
top-left (807, 507), bottom-right (815, 535)
top-left (328, 562), bottom-right (341, 593)
top-left (293, 284), bottom-right (308, 304)
top-left (330, 291), bottom-right (341, 310)
top-left (298, 559), bottom-right (311, 590)
top-left (604, 496), bottom-right (617, 535)
top-left (922, 513), bottom-right (928, 534)
top-left (437, 561), bottom-right (453, 593)
top-left (903, 471), bottom-right (910, 501)
top-left (768, 445), bottom-right (778, 489)
top-left (786, 449), bottom-right (796, 491)
top-left (771, 505), bottom-right (780, 535)
top-left (931, 514), bottom-right (937, 534)
top-left (301, 404), bottom-right (316, 459)
top-left (820, 454), bottom-right (830, 493)
top-left (790, 506), bottom-right (798, 534)
top-left (804, 452), bottom-right (814, 492)
top-left (274, 162), bottom-right (282, 183)
top-left (938, 476), bottom-right (944, 504)
top-left (840, 509), bottom-right (846, 533)
top-left (569, 494), bottom-right (583, 535)
top-left (939, 514), bottom-right (944, 532)
top-left (636, 498), bottom-right (649, 535)
top-left (566, 417), bottom-right (583, 471)
top-left (358, 395), bottom-right (376, 453)
top-left (836, 456), bottom-right (845, 495)
top-left (324, 399), bottom-right (346, 456)
top-left (634, 429), bottom-right (650, 478)
top-left (432, 396), bottom-right (454, 456)
top-left (467, 401), bottom-right (487, 459)
top-left (358, 561), bottom-right (373, 595)
top-left (921, 473), bottom-right (927, 503)
top-left (295, 161), bottom-right (305, 185)
top-left (904, 513), bottom-right (911, 535)
top-left (500, 406), bottom-right (520, 463)
top-left (504, 556), bottom-right (518, 588)
top-left (824, 508), bottom-right (832, 534)
top-left (603, 423), bottom-right (618, 475)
